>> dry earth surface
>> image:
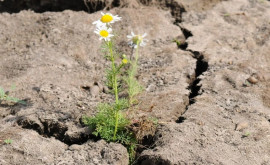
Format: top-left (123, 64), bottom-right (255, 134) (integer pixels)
top-left (0, 0), bottom-right (269, 164)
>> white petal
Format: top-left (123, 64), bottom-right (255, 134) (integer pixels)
top-left (97, 22), bottom-right (106, 28)
top-left (101, 12), bottom-right (104, 15)
top-left (99, 26), bottom-right (106, 30)
top-left (131, 32), bottom-right (135, 36)
top-left (95, 25), bottom-right (101, 29)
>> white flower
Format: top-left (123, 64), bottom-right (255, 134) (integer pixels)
top-left (127, 32), bottom-right (147, 48)
top-left (94, 26), bottom-right (114, 41)
top-left (93, 12), bottom-right (121, 26)
top-left (93, 21), bottom-right (106, 28)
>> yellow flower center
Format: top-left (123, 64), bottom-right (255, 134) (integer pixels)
top-left (100, 30), bottom-right (109, 37)
top-left (100, 14), bottom-right (113, 23)
top-left (132, 35), bottom-right (142, 44)
top-left (122, 59), bottom-right (128, 64)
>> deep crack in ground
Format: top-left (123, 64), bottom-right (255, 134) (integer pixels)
top-left (187, 51), bottom-right (209, 105)
top-left (17, 117), bottom-right (95, 146)
top-left (175, 26), bottom-right (209, 123)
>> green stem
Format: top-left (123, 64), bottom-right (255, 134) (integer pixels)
top-left (108, 41), bottom-right (119, 141)
top-left (113, 110), bottom-right (119, 141)
top-left (114, 76), bottom-right (119, 104)
top-left (113, 72), bottom-right (119, 141)
top-left (128, 42), bottom-right (140, 105)
top-left (135, 41), bottom-right (140, 65)
top-left (108, 41), bottom-right (119, 104)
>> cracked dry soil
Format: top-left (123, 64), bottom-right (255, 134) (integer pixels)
top-left (0, 0), bottom-right (270, 164)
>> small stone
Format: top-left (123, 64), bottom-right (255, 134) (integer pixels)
top-left (146, 84), bottom-right (156, 92)
top-left (90, 85), bottom-right (100, 97)
top-left (69, 144), bottom-right (82, 151)
top-left (247, 76), bottom-right (258, 84)
top-left (235, 121), bottom-right (249, 131)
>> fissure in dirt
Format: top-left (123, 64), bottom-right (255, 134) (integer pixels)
top-left (175, 23), bottom-right (209, 123)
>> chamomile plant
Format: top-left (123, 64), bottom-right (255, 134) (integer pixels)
top-left (125, 32), bottom-right (147, 105)
top-left (84, 12), bottom-right (148, 163)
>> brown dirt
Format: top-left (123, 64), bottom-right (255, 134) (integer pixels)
top-left (0, 0), bottom-right (270, 164)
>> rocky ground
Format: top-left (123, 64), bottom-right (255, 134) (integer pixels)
top-left (0, 0), bottom-right (269, 164)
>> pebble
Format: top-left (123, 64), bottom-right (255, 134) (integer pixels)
top-left (146, 84), bottom-right (156, 92)
top-left (235, 121), bottom-right (249, 131)
top-left (90, 85), bottom-right (100, 97)
top-left (69, 144), bottom-right (82, 151)
top-left (247, 76), bottom-right (258, 84)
